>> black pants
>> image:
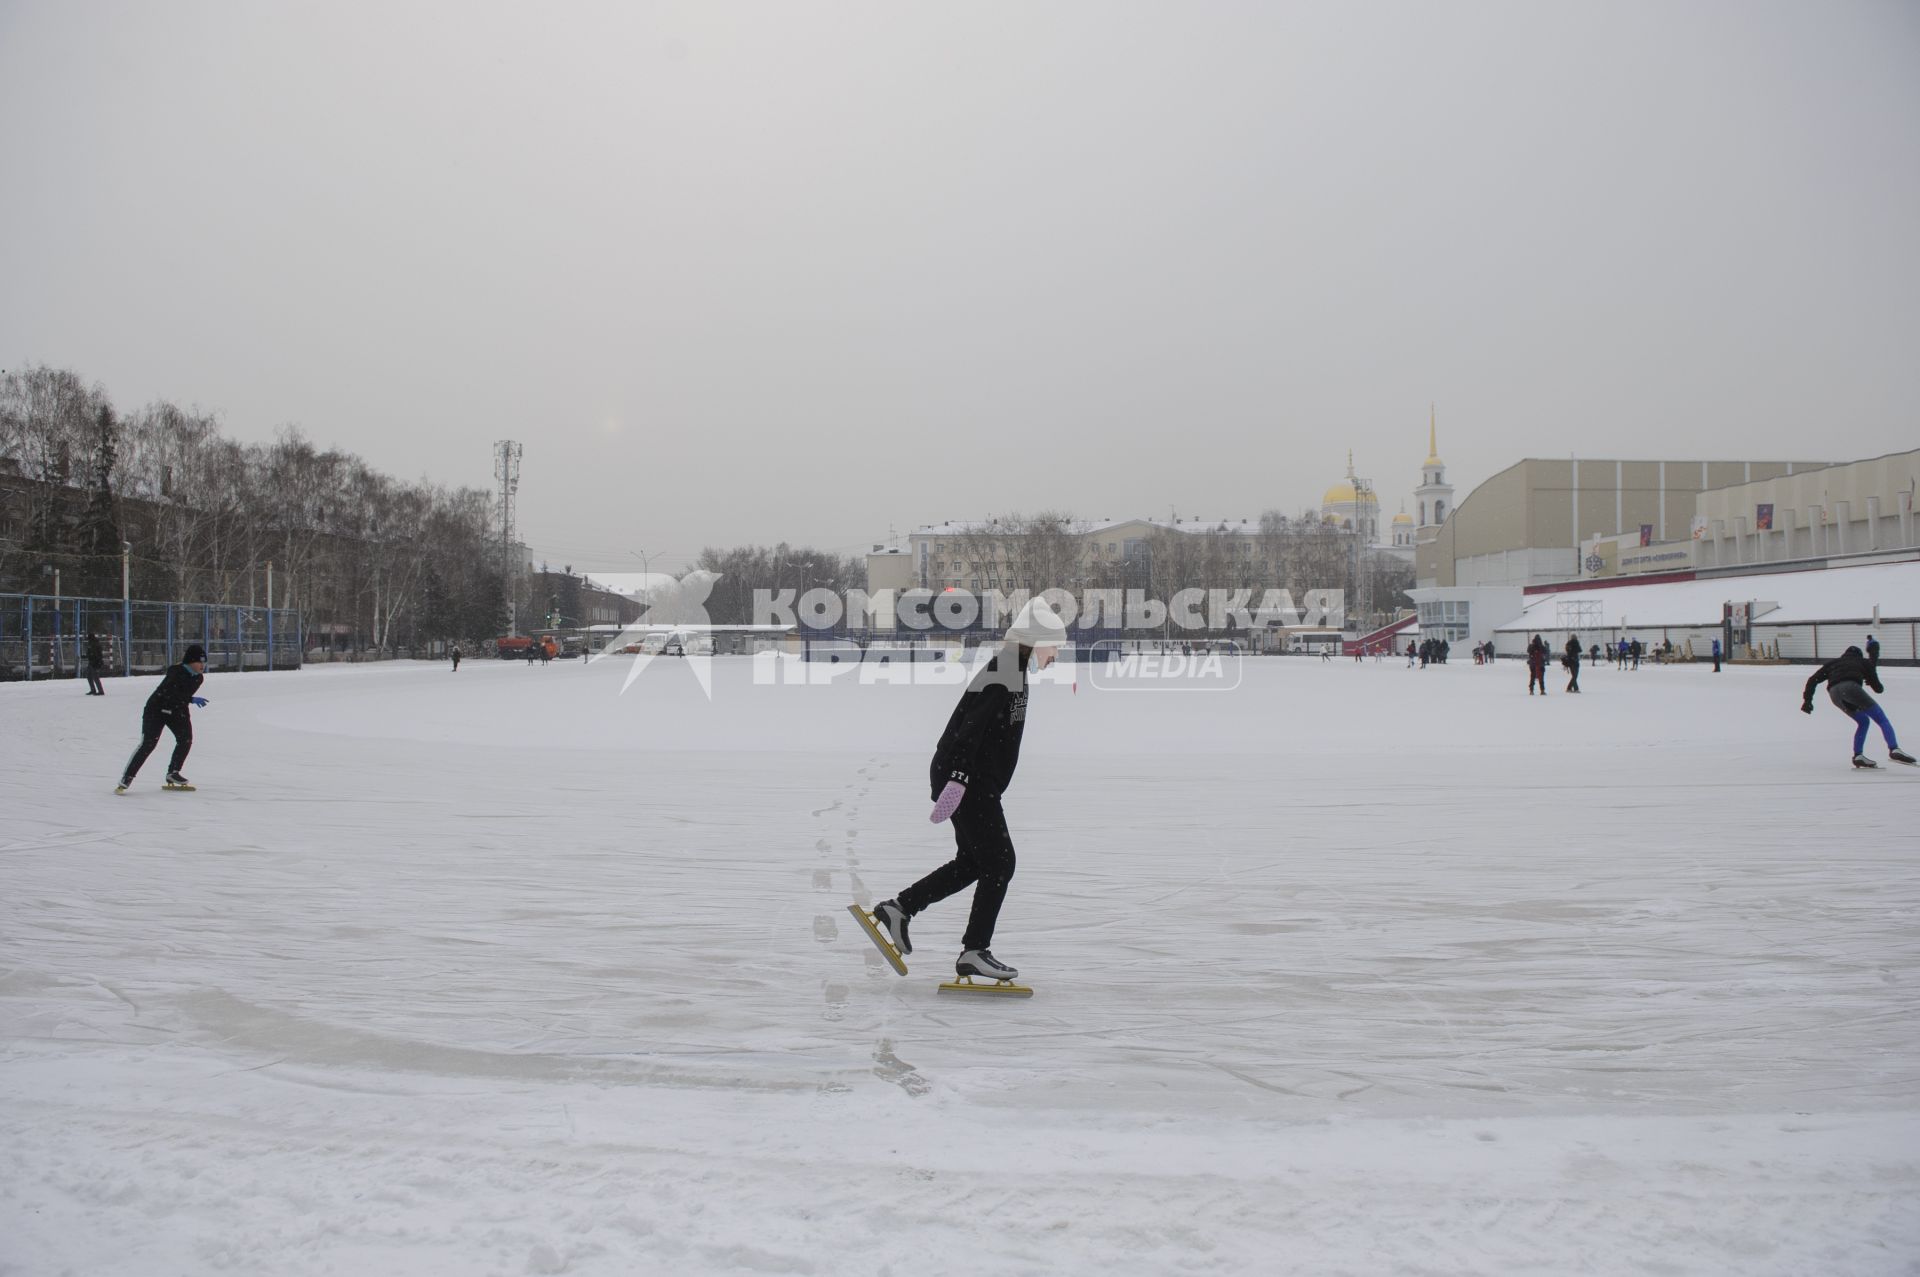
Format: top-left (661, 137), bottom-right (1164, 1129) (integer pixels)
top-left (898, 791), bottom-right (1016, 951)
top-left (85, 665), bottom-right (105, 694)
top-left (125, 705), bottom-right (191, 780)
top-left (1566, 660), bottom-right (1580, 692)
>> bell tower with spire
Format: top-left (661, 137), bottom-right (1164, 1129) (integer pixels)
top-left (1414, 404), bottom-right (1454, 536)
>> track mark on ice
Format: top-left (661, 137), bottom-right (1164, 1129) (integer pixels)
top-left (823, 982), bottom-right (850, 1022)
top-left (872, 1038), bottom-right (931, 1096)
top-left (1200, 1060), bottom-right (1308, 1097)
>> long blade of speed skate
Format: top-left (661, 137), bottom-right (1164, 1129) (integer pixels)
top-left (847, 904), bottom-right (908, 976)
top-left (937, 976), bottom-right (1033, 998)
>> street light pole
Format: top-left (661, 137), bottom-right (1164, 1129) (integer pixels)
top-left (122, 542), bottom-right (132, 678)
top-left (630, 549), bottom-right (652, 616)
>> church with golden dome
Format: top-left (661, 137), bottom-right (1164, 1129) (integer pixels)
top-left (1317, 407), bottom-right (1454, 566)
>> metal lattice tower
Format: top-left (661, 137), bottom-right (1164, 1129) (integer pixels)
top-left (1350, 467), bottom-right (1375, 628)
top-left (1556, 598), bottom-right (1603, 631)
top-left (493, 440), bottom-right (523, 583)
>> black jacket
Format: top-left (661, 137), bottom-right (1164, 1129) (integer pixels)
top-left (145, 662), bottom-right (205, 716)
top-left (930, 650), bottom-right (1029, 799)
top-left (87, 635), bottom-right (104, 668)
top-left (1803, 649), bottom-right (1881, 703)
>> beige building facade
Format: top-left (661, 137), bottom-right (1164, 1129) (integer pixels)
top-left (1692, 448), bottom-right (1920, 569)
top-left (864, 545), bottom-right (917, 594)
top-left (906, 517), bottom-right (1223, 594)
top-left (1415, 458), bottom-right (1828, 590)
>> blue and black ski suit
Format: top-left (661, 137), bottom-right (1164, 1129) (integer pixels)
top-left (1803, 647), bottom-right (1899, 758)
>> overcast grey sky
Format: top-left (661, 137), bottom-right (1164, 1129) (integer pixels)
top-left (3, 1), bottom-right (1916, 572)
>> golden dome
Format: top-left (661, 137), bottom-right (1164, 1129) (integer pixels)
top-left (1321, 482), bottom-right (1377, 507)
top-left (1392, 510), bottom-right (1414, 525)
top-left (1322, 482), bottom-right (1360, 506)
top-left (1322, 450), bottom-right (1377, 510)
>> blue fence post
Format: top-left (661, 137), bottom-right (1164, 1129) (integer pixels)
top-left (267, 604), bottom-right (274, 673)
top-left (166, 603), bottom-right (175, 666)
top-left (24, 595), bottom-right (33, 682)
top-left (123, 596), bottom-right (131, 678)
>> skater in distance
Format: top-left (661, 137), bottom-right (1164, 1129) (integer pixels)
top-left (868, 597), bottom-right (1069, 985)
top-left (118, 644), bottom-right (209, 792)
top-left (84, 632), bottom-right (107, 695)
top-left (1801, 644), bottom-right (1912, 769)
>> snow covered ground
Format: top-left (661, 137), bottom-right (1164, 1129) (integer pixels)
top-left (3, 651), bottom-right (1918, 1276)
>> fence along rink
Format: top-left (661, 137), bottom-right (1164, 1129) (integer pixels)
top-left (0, 591), bottom-right (301, 681)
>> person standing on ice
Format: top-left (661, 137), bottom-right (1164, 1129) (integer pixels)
top-left (1526, 634), bottom-right (1548, 695)
top-left (1801, 645), bottom-right (1913, 769)
top-left (118, 644), bottom-right (209, 792)
top-left (868, 597), bottom-right (1068, 985)
top-left (451, 644), bottom-right (462, 673)
top-left (1563, 634), bottom-right (1582, 693)
top-left (84, 632), bottom-right (106, 695)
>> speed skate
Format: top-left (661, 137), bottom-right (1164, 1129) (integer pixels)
top-left (846, 903), bottom-right (907, 975)
top-left (940, 950), bottom-right (1033, 997)
top-left (938, 974), bottom-right (1033, 998)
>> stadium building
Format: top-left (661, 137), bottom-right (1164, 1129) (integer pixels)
top-left (1411, 448), bottom-right (1920, 659)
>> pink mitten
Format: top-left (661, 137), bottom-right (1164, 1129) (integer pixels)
top-left (929, 779), bottom-right (966, 823)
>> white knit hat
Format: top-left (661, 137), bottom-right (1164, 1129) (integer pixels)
top-left (1003, 596), bottom-right (1068, 648)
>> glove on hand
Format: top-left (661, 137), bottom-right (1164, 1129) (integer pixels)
top-left (191, 697), bottom-right (208, 707)
top-left (929, 779), bottom-right (966, 824)
top-left (1799, 700), bottom-right (1813, 715)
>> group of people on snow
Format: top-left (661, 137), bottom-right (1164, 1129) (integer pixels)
top-left (85, 592), bottom-right (1909, 996)
top-left (1521, 634), bottom-right (1589, 694)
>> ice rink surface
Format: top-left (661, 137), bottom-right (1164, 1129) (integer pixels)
top-left (3, 651), bottom-right (1918, 1275)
